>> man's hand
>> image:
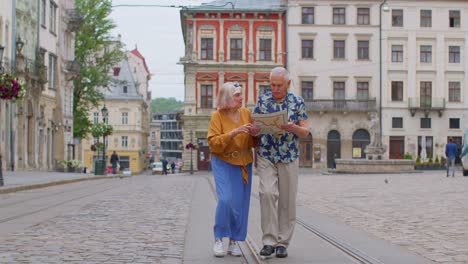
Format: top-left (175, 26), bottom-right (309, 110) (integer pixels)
top-left (280, 121), bottom-right (309, 138)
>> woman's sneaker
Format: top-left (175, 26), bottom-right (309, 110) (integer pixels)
top-left (213, 239), bottom-right (225, 257)
top-left (227, 241), bottom-right (242, 257)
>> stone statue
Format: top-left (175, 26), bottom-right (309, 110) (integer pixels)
top-left (461, 125), bottom-right (468, 175)
top-left (365, 112), bottom-right (386, 159)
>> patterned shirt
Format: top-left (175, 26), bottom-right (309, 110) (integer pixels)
top-left (254, 91), bottom-right (308, 164)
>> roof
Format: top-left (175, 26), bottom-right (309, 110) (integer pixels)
top-left (183, 0), bottom-right (285, 11)
top-left (130, 48), bottom-right (150, 75)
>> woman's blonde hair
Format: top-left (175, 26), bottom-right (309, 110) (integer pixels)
top-left (216, 82), bottom-right (242, 110)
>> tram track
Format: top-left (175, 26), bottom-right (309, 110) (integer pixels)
top-left (204, 173), bottom-right (385, 264)
top-left (0, 179), bottom-right (124, 224)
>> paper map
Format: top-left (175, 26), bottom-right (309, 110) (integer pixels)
top-left (252, 110), bottom-right (288, 134)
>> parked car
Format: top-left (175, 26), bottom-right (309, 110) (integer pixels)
top-left (152, 162), bottom-right (163, 175)
top-left (122, 168), bottom-right (132, 176)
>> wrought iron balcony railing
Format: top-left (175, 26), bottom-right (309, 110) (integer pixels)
top-left (305, 98), bottom-right (377, 113)
top-left (408, 97), bottom-right (445, 117)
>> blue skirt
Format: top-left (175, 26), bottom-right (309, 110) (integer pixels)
top-left (212, 155), bottom-right (252, 241)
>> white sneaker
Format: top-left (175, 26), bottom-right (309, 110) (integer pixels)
top-left (227, 242), bottom-right (242, 257)
top-left (213, 239), bottom-right (225, 257)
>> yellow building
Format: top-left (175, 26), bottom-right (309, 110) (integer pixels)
top-left (82, 48), bottom-right (151, 174)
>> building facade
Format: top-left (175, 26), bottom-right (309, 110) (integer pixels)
top-left (151, 110), bottom-right (183, 165)
top-left (180, 0), bottom-right (286, 171)
top-left (0, 0), bottom-right (78, 172)
top-left (82, 48), bottom-right (151, 174)
top-left (382, 0), bottom-right (468, 162)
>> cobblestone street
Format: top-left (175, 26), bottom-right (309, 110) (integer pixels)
top-left (0, 176), bottom-right (195, 263)
top-left (266, 170), bottom-right (467, 264)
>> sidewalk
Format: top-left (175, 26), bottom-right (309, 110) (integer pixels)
top-left (0, 170), bottom-right (117, 194)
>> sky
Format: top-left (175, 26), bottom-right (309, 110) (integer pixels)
top-left (110, 0), bottom-right (206, 101)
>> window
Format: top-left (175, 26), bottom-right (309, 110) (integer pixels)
top-left (200, 84), bottom-right (213, 108)
top-left (333, 7), bottom-right (346, 24)
top-left (448, 81), bottom-right (461, 102)
top-left (123, 86), bottom-right (127, 93)
top-left (93, 112), bottom-right (99, 124)
top-left (392, 45), bottom-right (403, 62)
top-left (420, 45), bottom-right (432, 63)
top-left (259, 85), bottom-right (271, 94)
top-left (259, 39), bottom-right (272, 61)
top-left (391, 81), bottom-right (403, 101)
top-left (449, 118), bottom-right (460, 129)
top-left (49, 1), bottom-right (57, 34)
top-left (420, 118), bottom-right (431, 129)
top-left (40, 0), bottom-right (46, 27)
top-left (357, 41), bottom-right (369, 60)
top-left (420, 81), bottom-right (432, 108)
top-left (302, 7), bottom-right (315, 24)
top-left (392, 9), bottom-right (403, 27)
top-left (230, 38), bottom-right (243, 60)
top-left (122, 112), bottom-right (128, 125)
top-left (392, 117), bottom-right (403, 128)
top-left (449, 46), bottom-right (460, 63)
top-left (201, 38), bottom-right (213, 60)
top-left (121, 136), bottom-right (128, 148)
top-left (357, 82), bottom-right (369, 99)
top-left (333, 82), bottom-right (345, 99)
top-left (48, 54), bottom-right (57, 89)
top-left (151, 131), bottom-right (156, 140)
top-left (449, 10), bottom-right (460, 28)
top-left (302, 40), bottom-right (314, 59)
top-left (301, 81), bottom-right (313, 101)
top-left (420, 10), bottom-right (432, 27)
top-left (334, 40), bottom-right (345, 59)
top-left (357, 8), bottom-right (370, 25)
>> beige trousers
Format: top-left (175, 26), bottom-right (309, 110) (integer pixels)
top-left (257, 156), bottom-right (298, 248)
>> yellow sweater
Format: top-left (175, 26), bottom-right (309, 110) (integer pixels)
top-left (208, 107), bottom-right (254, 184)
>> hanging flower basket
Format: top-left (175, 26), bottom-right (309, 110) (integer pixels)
top-left (91, 123), bottom-right (114, 138)
top-left (0, 73), bottom-right (26, 101)
top-left (185, 142), bottom-right (196, 150)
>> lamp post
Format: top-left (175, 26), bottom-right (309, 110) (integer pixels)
top-left (0, 44), bottom-right (4, 186)
top-left (101, 105), bottom-right (108, 174)
top-left (190, 130), bottom-right (193, 174)
top-left (379, 0), bottom-right (389, 151)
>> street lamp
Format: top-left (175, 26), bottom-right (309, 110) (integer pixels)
top-left (0, 45), bottom-right (3, 186)
top-left (101, 105), bottom-right (108, 174)
top-left (190, 130), bottom-right (193, 174)
top-left (379, 0), bottom-right (389, 153)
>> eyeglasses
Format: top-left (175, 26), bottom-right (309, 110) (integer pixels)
top-left (233, 82), bottom-right (241, 88)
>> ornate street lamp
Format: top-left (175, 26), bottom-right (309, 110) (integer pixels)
top-left (0, 44), bottom-right (4, 186)
top-left (15, 37), bottom-right (24, 56)
top-left (101, 104), bottom-right (108, 174)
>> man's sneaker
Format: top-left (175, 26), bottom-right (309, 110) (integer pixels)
top-left (227, 241), bottom-right (242, 256)
top-left (213, 239), bottom-right (225, 257)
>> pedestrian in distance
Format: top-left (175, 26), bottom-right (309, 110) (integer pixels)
top-left (208, 82), bottom-right (259, 257)
top-left (445, 137), bottom-right (458, 177)
top-left (162, 159), bottom-right (168, 175)
top-left (170, 161), bottom-right (176, 174)
top-left (110, 151), bottom-right (119, 174)
top-left (252, 67), bottom-right (310, 258)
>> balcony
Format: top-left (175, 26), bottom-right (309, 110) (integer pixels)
top-left (66, 60), bottom-right (80, 75)
top-left (408, 97), bottom-right (445, 117)
top-left (305, 98), bottom-right (377, 113)
top-left (65, 9), bottom-right (83, 32)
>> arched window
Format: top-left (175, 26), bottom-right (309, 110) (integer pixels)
top-left (352, 129), bottom-right (370, 159)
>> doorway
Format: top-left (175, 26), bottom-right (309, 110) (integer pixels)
top-left (299, 133), bottom-right (313, 167)
top-left (327, 130), bottom-right (341, 168)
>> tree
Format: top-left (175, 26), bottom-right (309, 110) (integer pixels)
top-left (151, 97), bottom-right (184, 112)
top-left (73, 0), bottom-right (125, 139)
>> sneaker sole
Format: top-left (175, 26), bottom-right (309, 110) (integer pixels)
top-left (214, 253), bottom-right (225, 258)
top-left (227, 252), bottom-right (242, 257)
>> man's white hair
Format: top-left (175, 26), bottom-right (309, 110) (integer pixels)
top-left (270, 67), bottom-right (290, 81)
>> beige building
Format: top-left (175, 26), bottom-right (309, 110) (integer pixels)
top-left (287, 0), bottom-right (468, 167)
top-left (81, 48), bottom-right (151, 174)
top-left (0, 0), bottom-right (78, 171)
top-left (381, 0), bottom-right (468, 161)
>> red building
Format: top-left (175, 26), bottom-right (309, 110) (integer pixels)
top-left (179, 0), bottom-right (286, 171)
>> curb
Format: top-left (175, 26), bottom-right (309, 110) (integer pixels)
top-left (0, 175), bottom-right (131, 194)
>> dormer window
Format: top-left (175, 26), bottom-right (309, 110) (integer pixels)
top-left (123, 86), bottom-right (128, 93)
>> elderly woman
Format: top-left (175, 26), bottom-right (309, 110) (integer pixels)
top-left (208, 82), bottom-right (257, 257)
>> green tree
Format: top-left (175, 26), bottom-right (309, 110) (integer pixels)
top-left (73, 0), bottom-right (125, 139)
top-left (151, 97), bottom-right (184, 112)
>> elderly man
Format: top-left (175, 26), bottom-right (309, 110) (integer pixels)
top-left (253, 67), bottom-right (309, 258)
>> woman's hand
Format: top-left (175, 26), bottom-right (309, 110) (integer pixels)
top-left (229, 123), bottom-right (254, 138)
